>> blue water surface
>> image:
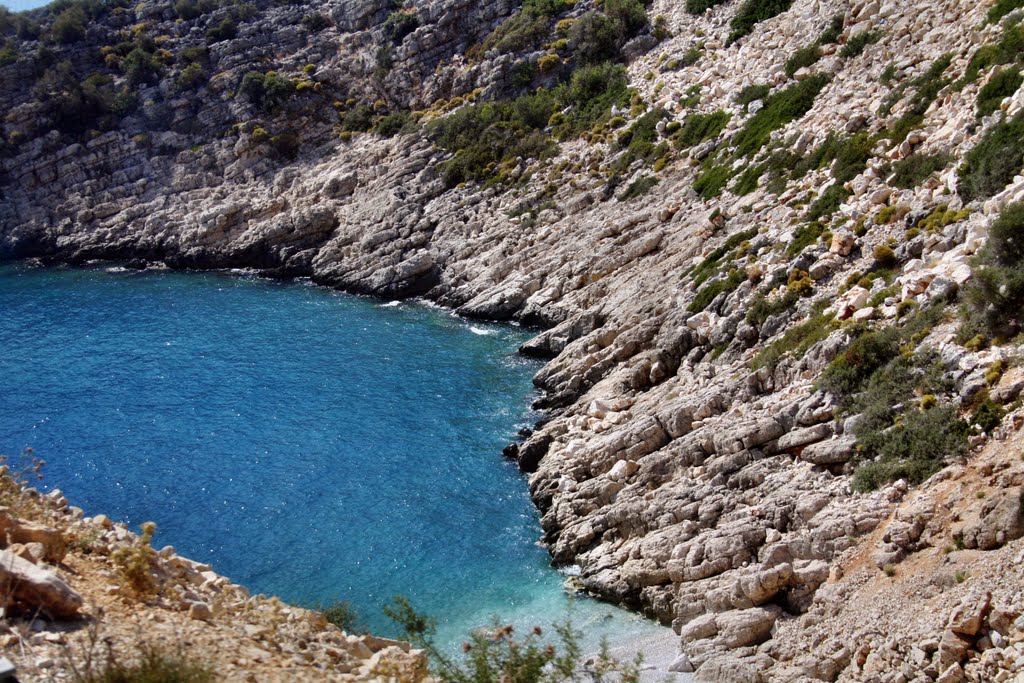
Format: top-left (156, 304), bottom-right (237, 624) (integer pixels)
top-left (0, 262), bottom-right (664, 648)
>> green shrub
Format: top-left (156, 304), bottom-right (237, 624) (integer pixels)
top-left (693, 161), bottom-right (732, 198)
top-left (604, 0), bottom-right (649, 40)
top-left (429, 64), bottom-right (628, 187)
top-left (889, 153), bottom-right (951, 189)
top-left (746, 289), bottom-right (798, 325)
top-left (68, 640), bottom-right (214, 683)
top-left (839, 30), bottom-right (880, 58)
top-left (618, 175), bottom-right (659, 200)
top-left (319, 600), bottom-right (367, 633)
top-left (383, 10), bottom-right (419, 43)
top-left (852, 403), bottom-right (968, 491)
top-left (787, 221), bottom-right (824, 255)
top-left (733, 74), bottom-right (829, 157)
top-left (960, 24), bottom-right (1024, 86)
top-left (569, 11), bottom-right (618, 65)
top-left (977, 66), bottom-right (1022, 117)
top-left (206, 17), bottom-right (237, 42)
top-left (673, 110), bottom-right (729, 148)
top-left (174, 62), bottom-right (204, 91)
top-left (959, 111), bottom-right (1024, 202)
top-left (807, 184), bottom-right (850, 221)
top-left (689, 269), bottom-right (744, 312)
top-left (477, 0), bottom-right (573, 57)
top-left (122, 47), bottom-right (162, 86)
top-left (0, 41), bottom-right (16, 66)
top-left (111, 522), bottom-right (158, 597)
top-left (988, 0), bottom-right (1024, 23)
top-left (179, 45), bottom-right (208, 64)
top-left (238, 70), bottom-right (296, 111)
top-left (752, 306), bottom-right (835, 369)
top-left (819, 326), bottom-right (901, 398)
top-left (736, 83), bottom-right (770, 108)
top-left (375, 110), bottom-right (414, 136)
top-left (873, 244), bottom-right (897, 267)
top-left (729, 0), bottom-right (794, 44)
top-left (301, 12), bottom-right (330, 31)
top-left (785, 44), bottom-right (820, 77)
top-left (818, 14), bottom-right (844, 45)
top-left (174, 0), bottom-right (216, 20)
top-left (340, 103), bottom-right (375, 132)
top-left (972, 394), bottom-right (1006, 432)
top-left (687, 227), bottom-right (758, 286)
top-left (685, 0), bottom-right (727, 13)
top-left (961, 201), bottom-right (1024, 339)
top-left (51, 6), bottom-right (85, 44)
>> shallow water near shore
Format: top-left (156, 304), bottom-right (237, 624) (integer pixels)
top-left (0, 262), bottom-right (670, 653)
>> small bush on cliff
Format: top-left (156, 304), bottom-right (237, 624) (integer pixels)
top-left (318, 600), bottom-right (367, 634)
top-left (206, 16), bottom-right (237, 43)
top-left (785, 44), bottom-right (820, 77)
top-left (686, 0), bottom-right (727, 13)
top-left (988, 0), bottom-right (1024, 23)
top-left (122, 47), bottom-right (163, 87)
top-left (960, 201), bottom-right (1024, 341)
top-left (977, 66), bottom-right (1023, 117)
top-left (383, 10), bottom-right (419, 44)
top-left (239, 70), bottom-right (296, 111)
top-left (728, 0), bottom-right (794, 44)
top-left (51, 6), bottom-right (86, 44)
top-left (839, 30), bottom-right (880, 58)
top-left (959, 111), bottom-right (1024, 202)
top-left (384, 596), bottom-right (641, 683)
top-left (111, 521), bottom-right (159, 598)
top-left (174, 63), bottom-right (204, 91)
top-left (888, 153), bottom-right (951, 189)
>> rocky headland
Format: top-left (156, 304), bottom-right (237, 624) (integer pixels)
top-left (2, 0), bottom-right (1024, 679)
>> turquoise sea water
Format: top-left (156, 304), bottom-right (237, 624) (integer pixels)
top-left (0, 262), bottom-right (665, 649)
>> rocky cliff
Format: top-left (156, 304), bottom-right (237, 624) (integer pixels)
top-left (3, 0), bottom-right (1024, 679)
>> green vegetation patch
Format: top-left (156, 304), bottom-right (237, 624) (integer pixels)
top-left (733, 74), bottom-right (829, 157)
top-left (673, 110), bottom-right (729, 148)
top-left (977, 66), bottom-right (1023, 117)
top-left (239, 70), bottom-right (296, 112)
top-left (961, 201), bottom-right (1024, 341)
top-left (807, 184), bottom-right (851, 221)
top-left (752, 303), bottom-right (836, 370)
top-left (787, 221), bottom-right (824, 255)
top-left (618, 174), bottom-right (659, 201)
top-left (689, 269), bottom-right (745, 312)
top-left (959, 111), bottom-right (1024, 202)
top-left (728, 0), bottom-right (794, 44)
top-left (685, 0), bottom-right (727, 13)
top-left (839, 30), bottom-right (880, 59)
top-left (988, 0), bottom-right (1024, 24)
top-left (785, 44), bottom-right (821, 78)
top-left (687, 226), bottom-right (758, 286)
top-left (888, 153), bottom-right (952, 189)
top-left (429, 63), bottom-right (630, 187)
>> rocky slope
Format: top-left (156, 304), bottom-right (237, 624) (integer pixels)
top-left (3, 0), bottom-right (1024, 679)
top-left (0, 470), bottom-right (429, 680)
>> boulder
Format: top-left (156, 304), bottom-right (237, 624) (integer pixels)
top-left (0, 549), bottom-right (82, 619)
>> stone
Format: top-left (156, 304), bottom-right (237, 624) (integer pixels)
top-left (668, 652), bottom-right (694, 672)
top-left (0, 550), bottom-right (82, 619)
top-left (948, 591), bottom-right (991, 637)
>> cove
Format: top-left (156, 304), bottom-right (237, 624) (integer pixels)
top-left (0, 262), bottom-right (666, 649)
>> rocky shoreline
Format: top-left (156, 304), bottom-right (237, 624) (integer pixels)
top-left (4, 0), bottom-right (1024, 678)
